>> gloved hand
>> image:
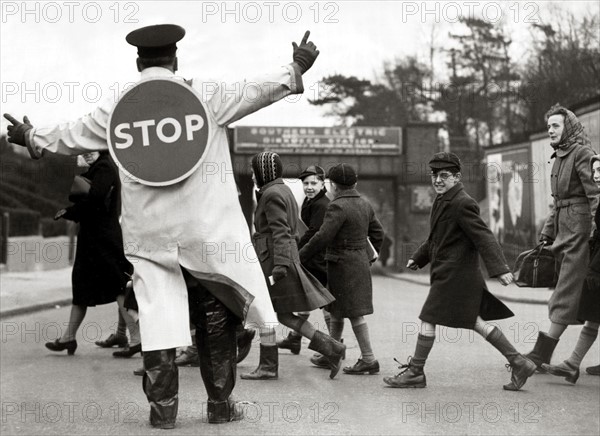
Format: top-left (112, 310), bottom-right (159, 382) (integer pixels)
top-left (54, 209), bottom-right (67, 221)
top-left (292, 30), bottom-right (319, 74)
top-left (4, 114), bottom-right (33, 147)
top-left (272, 265), bottom-right (288, 283)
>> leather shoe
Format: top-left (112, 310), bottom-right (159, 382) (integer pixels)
top-left (343, 359), bottom-right (380, 375)
top-left (45, 339), bottom-right (77, 355)
top-left (586, 364), bottom-right (600, 375)
top-left (113, 343), bottom-right (141, 358)
top-left (95, 333), bottom-right (128, 348)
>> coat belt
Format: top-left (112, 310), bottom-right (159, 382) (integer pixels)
top-left (554, 198), bottom-right (588, 209)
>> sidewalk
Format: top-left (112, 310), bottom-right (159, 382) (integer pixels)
top-left (373, 265), bottom-right (552, 305)
top-left (0, 267), bottom-right (72, 318)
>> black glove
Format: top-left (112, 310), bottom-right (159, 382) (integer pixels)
top-left (272, 265), bottom-right (288, 283)
top-left (4, 114), bottom-right (33, 147)
top-left (54, 209), bottom-right (67, 221)
top-left (292, 30), bottom-right (319, 74)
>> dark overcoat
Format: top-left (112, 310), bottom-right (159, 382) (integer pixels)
top-left (412, 183), bottom-right (513, 329)
top-left (578, 194), bottom-right (600, 323)
top-left (298, 189), bottom-right (330, 286)
top-left (541, 142), bottom-right (598, 324)
top-left (299, 189), bottom-right (384, 318)
top-left (63, 153), bottom-right (131, 307)
top-left (253, 179), bottom-right (335, 313)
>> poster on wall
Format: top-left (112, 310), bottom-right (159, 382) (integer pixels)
top-left (486, 149), bottom-right (534, 249)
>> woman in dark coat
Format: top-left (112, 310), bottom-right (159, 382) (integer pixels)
top-left (383, 152), bottom-right (536, 391)
top-left (45, 151), bottom-right (133, 355)
top-left (299, 163), bottom-right (385, 375)
top-left (241, 152), bottom-right (345, 380)
top-left (278, 165), bottom-right (332, 355)
top-left (528, 105), bottom-right (598, 370)
top-left (542, 154), bottom-right (600, 381)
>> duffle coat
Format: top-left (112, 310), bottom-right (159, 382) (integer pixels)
top-left (412, 183), bottom-right (514, 329)
top-left (541, 142), bottom-right (598, 325)
top-left (253, 179), bottom-right (335, 313)
top-left (299, 189), bottom-right (384, 318)
top-left (298, 189), bottom-right (330, 286)
top-left (63, 153), bottom-right (131, 307)
top-left (24, 66), bottom-right (304, 350)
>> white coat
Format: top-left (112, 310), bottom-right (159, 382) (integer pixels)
top-left (26, 65), bottom-right (304, 350)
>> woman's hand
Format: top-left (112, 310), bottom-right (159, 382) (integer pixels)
top-left (497, 272), bottom-right (514, 286)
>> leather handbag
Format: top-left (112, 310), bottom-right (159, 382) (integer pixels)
top-left (513, 242), bottom-right (558, 288)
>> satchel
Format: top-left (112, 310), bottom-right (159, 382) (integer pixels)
top-left (513, 243), bottom-right (558, 288)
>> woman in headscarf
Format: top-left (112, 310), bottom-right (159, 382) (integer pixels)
top-left (241, 152), bottom-right (346, 380)
top-left (526, 104), bottom-right (598, 370)
top-left (541, 154), bottom-right (600, 381)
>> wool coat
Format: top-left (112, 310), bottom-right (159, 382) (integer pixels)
top-left (298, 189), bottom-right (330, 286)
top-left (577, 193), bottom-right (600, 323)
top-left (63, 153), bottom-right (131, 307)
top-left (299, 189), bottom-right (384, 318)
top-left (541, 142), bottom-right (598, 325)
top-left (412, 183), bottom-right (514, 329)
top-left (253, 179), bottom-right (335, 313)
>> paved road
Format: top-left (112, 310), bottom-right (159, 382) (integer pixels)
top-left (1, 275), bottom-right (598, 435)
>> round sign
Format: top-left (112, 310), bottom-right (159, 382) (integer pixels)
top-left (107, 78), bottom-right (210, 186)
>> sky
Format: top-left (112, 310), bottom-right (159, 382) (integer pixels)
top-left (1, 1), bottom-right (598, 132)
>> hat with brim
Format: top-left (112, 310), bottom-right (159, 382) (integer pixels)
top-left (126, 24), bottom-right (185, 57)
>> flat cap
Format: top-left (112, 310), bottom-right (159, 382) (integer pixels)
top-left (328, 163), bottom-right (357, 186)
top-left (299, 165), bottom-right (326, 180)
top-left (126, 24), bottom-right (185, 57)
top-left (429, 152), bottom-right (461, 171)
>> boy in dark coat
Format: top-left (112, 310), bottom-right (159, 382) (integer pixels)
top-left (383, 152), bottom-right (536, 391)
top-left (300, 163), bottom-right (385, 375)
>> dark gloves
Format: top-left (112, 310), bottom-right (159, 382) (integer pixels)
top-left (272, 265), bottom-right (288, 283)
top-left (54, 209), bottom-right (67, 221)
top-left (292, 30), bottom-right (319, 74)
top-left (4, 114), bottom-right (33, 147)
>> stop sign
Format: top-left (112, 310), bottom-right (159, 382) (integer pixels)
top-left (107, 78), bottom-right (210, 186)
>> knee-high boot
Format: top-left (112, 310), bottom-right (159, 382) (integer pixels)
top-left (525, 332), bottom-right (559, 371)
top-left (142, 349), bottom-right (178, 429)
top-left (195, 291), bottom-right (242, 423)
top-left (308, 331), bottom-right (346, 379)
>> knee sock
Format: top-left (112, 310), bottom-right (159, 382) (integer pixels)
top-left (486, 326), bottom-right (519, 363)
top-left (323, 310), bottom-right (332, 333)
top-left (566, 325), bottom-right (599, 368)
top-left (290, 312), bottom-right (310, 338)
top-left (350, 318), bottom-right (375, 363)
top-left (412, 334), bottom-right (435, 367)
top-left (329, 316), bottom-right (344, 342)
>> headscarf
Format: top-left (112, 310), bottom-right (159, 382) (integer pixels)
top-left (251, 152), bottom-right (283, 188)
top-left (549, 105), bottom-right (591, 151)
top-left (591, 154), bottom-right (600, 174)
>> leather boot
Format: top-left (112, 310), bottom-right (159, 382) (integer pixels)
top-left (307, 331), bottom-right (345, 379)
top-left (193, 287), bottom-right (238, 414)
top-left (240, 345), bottom-right (278, 380)
top-left (525, 332), bottom-right (559, 371)
top-left (541, 361), bottom-right (580, 384)
top-left (207, 397), bottom-right (244, 423)
top-left (383, 357), bottom-right (426, 388)
top-left (586, 364), bottom-right (600, 375)
top-left (277, 332), bottom-right (302, 355)
top-left (503, 354), bottom-right (537, 391)
top-left (236, 328), bottom-right (256, 364)
top-left (142, 349), bottom-right (178, 429)
top-left (383, 357), bottom-right (427, 388)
